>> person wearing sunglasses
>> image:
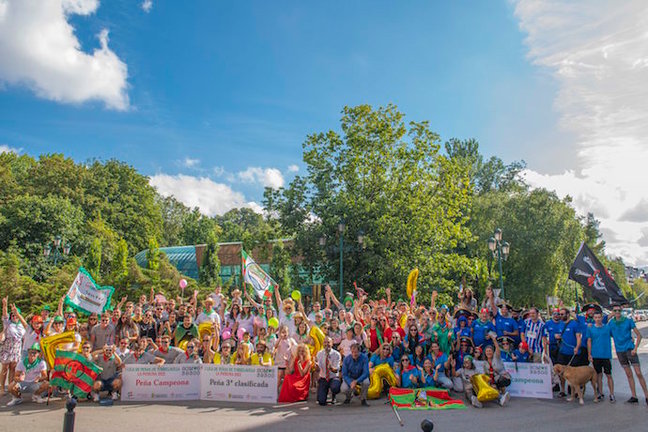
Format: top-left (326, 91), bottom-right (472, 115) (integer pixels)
top-left (174, 338), bottom-right (202, 364)
top-left (609, 304), bottom-right (647, 405)
top-left (154, 334), bottom-right (184, 363)
top-left (395, 356), bottom-right (420, 389)
top-left (543, 308), bottom-right (565, 366)
top-left (91, 344), bottom-right (123, 402)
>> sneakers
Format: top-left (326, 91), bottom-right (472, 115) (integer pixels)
top-left (470, 395), bottom-right (483, 408)
top-left (111, 392), bottom-right (120, 401)
top-left (594, 395), bottom-right (600, 403)
top-left (609, 395), bottom-right (616, 403)
top-left (93, 392), bottom-right (100, 402)
top-left (343, 396), bottom-right (351, 405)
top-left (31, 394), bottom-right (46, 404)
top-left (7, 397), bottom-right (22, 407)
top-left (361, 399), bottom-right (370, 407)
top-left (627, 396), bottom-right (639, 404)
top-left (499, 392), bottom-right (510, 407)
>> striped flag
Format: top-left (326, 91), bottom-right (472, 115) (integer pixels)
top-left (50, 350), bottom-right (102, 398)
top-left (389, 388), bottom-right (465, 410)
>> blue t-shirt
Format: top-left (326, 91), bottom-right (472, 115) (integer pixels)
top-left (558, 319), bottom-right (581, 355)
top-left (420, 371), bottom-right (437, 387)
top-left (454, 326), bottom-right (472, 339)
top-left (543, 319), bottom-right (565, 348)
top-left (472, 320), bottom-right (495, 347)
top-left (495, 312), bottom-right (519, 338)
top-left (370, 354), bottom-right (395, 368)
top-left (427, 352), bottom-right (448, 373)
top-left (409, 354), bottom-right (426, 369)
top-left (586, 324), bottom-right (612, 359)
top-left (392, 344), bottom-right (405, 364)
top-left (608, 317), bottom-right (636, 353)
top-left (398, 367), bottom-right (421, 388)
top-left (500, 350), bottom-right (514, 362)
top-left (512, 349), bottom-right (530, 363)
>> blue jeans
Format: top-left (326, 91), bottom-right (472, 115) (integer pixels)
top-left (317, 377), bottom-right (341, 405)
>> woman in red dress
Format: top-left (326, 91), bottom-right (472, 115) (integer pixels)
top-left (278, 343), bottom-right (311, 402)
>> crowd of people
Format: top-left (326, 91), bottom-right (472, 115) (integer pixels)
top-left (1, 282), bottom-right (646, 409)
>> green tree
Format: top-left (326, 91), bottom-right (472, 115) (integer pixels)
top-left (199, 232), bottom-right (221, 287)
top-left (146, 237), bottom-right (160, 271)
top-left (270, 241), bottom-right (292, 294)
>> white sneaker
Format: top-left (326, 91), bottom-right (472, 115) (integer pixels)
top-left (32, 394), bottom-right (46, 404)
top-left (92, 392), bottom-right (100, 402)
top-left (499, 392), bottom-right (510, 407)
top-left (7, 397), bottom-right (22, 407)
top-left (111, 392), bottom-right (119, 401)
top-left (471, 395), bottom-right (483, 408)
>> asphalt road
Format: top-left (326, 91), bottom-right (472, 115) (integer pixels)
top-left (2, 322), bottom-right (647, 432)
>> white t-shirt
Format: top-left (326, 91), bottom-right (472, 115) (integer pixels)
top-left (237, 315), bottom-right (255, 334)
top-left (208, 293), bottom-right (223, 310)
top-left (338, 338), bottom-right (355, 357)
top-left (273, 338), bottom-right (296, 368)
top-left (16, 358), bottom-right (47, 382)
top-left (315, 348), bottom-right (341, 379)
top-left (278, 310), bottom-right (296, 335)
top-left (196, 310), bottom-right (221, 326)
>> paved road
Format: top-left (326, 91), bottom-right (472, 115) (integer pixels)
top-left (2, 322), bottom-right (647, 432)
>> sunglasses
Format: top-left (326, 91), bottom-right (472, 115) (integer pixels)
top-left (187, 346), bottom-right (195, 350)
top-left (401, 358), bottom-right (410, 362)
top-left (613, 309), bottom-right (621, 312)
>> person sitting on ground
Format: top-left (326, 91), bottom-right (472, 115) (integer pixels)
top-left (91, 344), bottom-right (123, 402)
top-left (427, 341), bottom-right (453, 389)
top-left (420, 358), bottom-right (438, 388)
top-left (369, 342), bottom-right (394, 375)
top-left (453, 354), bottom-right (481, 408)
top-left (482, 334), bottom-right (511, 406)
top-left (6, 343), bottom-right (48, 407)
top-left (396, 355), bottom-right (420, 389)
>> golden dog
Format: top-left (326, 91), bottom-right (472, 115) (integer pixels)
top-left (553, 364), bottom-right (598, 405)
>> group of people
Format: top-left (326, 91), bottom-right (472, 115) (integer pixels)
top-left (1, 281), bottom-right (646, 409)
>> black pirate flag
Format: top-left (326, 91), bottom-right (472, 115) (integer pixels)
top-left (568, 242), bottom-right (627, 306)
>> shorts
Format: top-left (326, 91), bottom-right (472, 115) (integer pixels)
top-left (556, 352), bottom-right (574, 366)
top-left (99, 377), bottom-right (118, 391)
top-left (592, 358), bottom-right (612, 375)
top-left (617, 350), bottom-right (640, 367)
top-left (18, 381), bottom-right (41, 394)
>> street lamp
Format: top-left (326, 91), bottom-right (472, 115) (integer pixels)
top-left (43, 235), bottom-right (71, 266)
top-left (319, 221), bottom-right (364, 300)
top-left (487, 228), bottom-right (510, 298)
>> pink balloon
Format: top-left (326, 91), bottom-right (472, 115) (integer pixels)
top-left (222, 330), bottom-right (231, 340)
top-left (179, 279), bottom-right (187, 289)
top-left (237, 328), bottom-right (245, 341)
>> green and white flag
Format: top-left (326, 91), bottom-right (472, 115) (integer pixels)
top-left (65, 267), bottom-right (115, 315)
top-left (242, 250), bottom-right (275, 299)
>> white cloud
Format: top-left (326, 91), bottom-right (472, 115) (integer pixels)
top-left (141, 0), bottom-right (152, 13)
top-left (182, 157), bottom-right (200, 168)
top-left (150, 174), bottom-right (260, 216)
top-left (514, 0), bottom-right (648, 266)
top-left (287, 164), bottom-right (299, 173)
top-left (0, 0), bottom-right (129, 110)
top-left (0, 144), bottom-right (20, 154)
top-left (237, 167), bottom-right (285, 189)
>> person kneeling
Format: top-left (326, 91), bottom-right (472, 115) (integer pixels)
top-left (91, 344), bottom-right (123, 402)
top-left (482, 334), bottom-right (511, 406)
top-left (341, 343), bottom-right (370, 406)
top-left (7, 344), bottom-right (48, 406)
top-left (315, 337), bottom-right (341, 405)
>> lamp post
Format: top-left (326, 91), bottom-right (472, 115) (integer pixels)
top-left (319, 221), bottom-right (365, 300)
top-left (487, 228), bottom-right (510, 298)
top-left (43, 235), bottom-right (72, 266)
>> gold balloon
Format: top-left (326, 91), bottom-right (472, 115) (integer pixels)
top-left (399, 314), bottom-right (407, 330)
top-left (40, 331), bottom-right (75, 369)
top-left (367, 363), bottom-right (398, 399)
top-left (198, 323), bottom-right (213, 341)
top-left (178, 340), bottom-right (188, 351)
top-left (308, 325), bottom-right (325, 358)
top-left (471, 373), bottom-right (500, 403)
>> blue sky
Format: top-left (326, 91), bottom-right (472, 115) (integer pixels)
top-left (1, 0), bottom-right (647, 265)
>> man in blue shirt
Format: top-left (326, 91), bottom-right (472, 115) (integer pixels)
top-left (521, 307), bottom-right (546, 363)
top-left (608, 305), bottom-right (647, 405)
top-left (556, 307), bottom-right (581, 397)
top-left (586, 310), bottom-right (614, 402)
top-left (543, 308), bottom-right (565, 364)
top-left (494, 303), bottom-right (520, 341)
top-left (341, 343), bottom-right (370, 406)
top-left (472, 308), bottom-right (496, 349)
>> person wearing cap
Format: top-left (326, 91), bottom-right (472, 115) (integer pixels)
top-left (608, 303), bottom-right (647, 405)
top-left (453, 354), bottom-right (482, 407)
top-left (40, 305), bottom-right (51, 325)
top-left (196, 298), bottom-right (221, 327)
top-left (7, 305), bottom-right (42, 361)
top-left (513, 342), bottom-right (530, 363)
top-left (1, 299), bottom-right (26, 395)
top-left (6, 343), bottom-right (48, 406)
top-left (452, 336), bottom-right (474, 392)
top-left (91, 344), bottom-right (123, 402)
top-left (586, 309), bottom-right (615, 402)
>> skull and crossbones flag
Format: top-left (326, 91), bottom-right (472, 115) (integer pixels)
top-left (568, 242), bottom-right (627, 306)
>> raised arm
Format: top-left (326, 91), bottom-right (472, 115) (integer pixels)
top-left (11, 304), bottom-right (28, 330)
top-left (273, 284), bottom-right (283, 310)
top-left (245, 289), bottom-right (261, 309)
top-left (386, 287), bottom-right (392, 307)
top-left (326, 285), bottom-right (342, 310)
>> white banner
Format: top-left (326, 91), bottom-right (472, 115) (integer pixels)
top-left (474, 361), bottom-right (552, 399)
top-left (121, 364), bottom-right (201, 401)
top-left (66, 268), bottom-right (114, 314)
top-left (201, 364), bottom-right (277, 404)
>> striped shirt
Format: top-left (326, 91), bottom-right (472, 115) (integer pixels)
top-left (522, 319), bottom-right (545, 354)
